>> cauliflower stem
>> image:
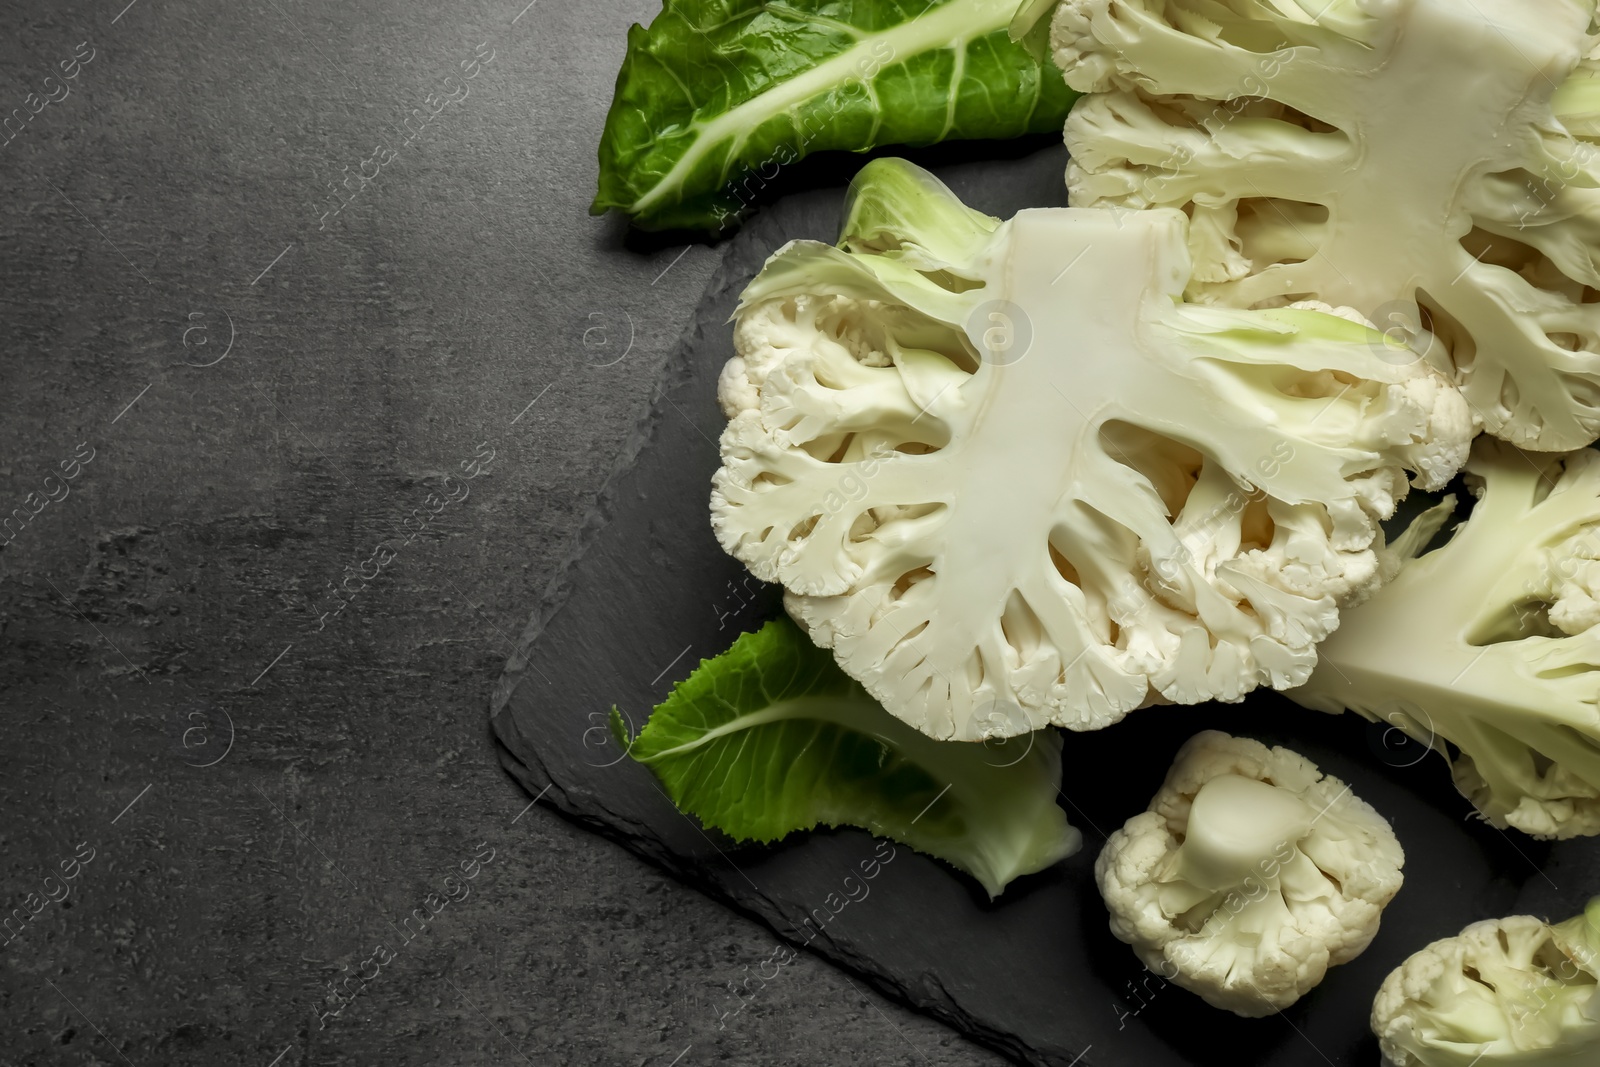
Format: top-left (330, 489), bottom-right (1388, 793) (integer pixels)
top-left (1291, 439), bottom-right (1600, 838)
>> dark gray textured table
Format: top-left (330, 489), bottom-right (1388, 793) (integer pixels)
top-left (0, 3), bottom-right (1007, 1064)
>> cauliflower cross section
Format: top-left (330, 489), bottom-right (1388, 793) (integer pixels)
top-left (712, 158), bottom-right (1469, 740)
top-left (1373, 897), bottom-right (1600, 1066)
top-left (1055, 0), bottom-right (1600, 449)
top-left (1292, 439), bottom-right (1600, 839)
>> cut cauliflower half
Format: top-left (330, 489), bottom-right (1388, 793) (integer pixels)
top-left (1095, 730), bottom-right (1405, 1017)
top-left (1292, 439), bottom-right (1600, 839)
top-left (1373, 897), bottom-right (1600, 1066)
top-left (1054, 0), bottom-right (1600, 450)
top-left (712, 157), bottom-right (1470, 741)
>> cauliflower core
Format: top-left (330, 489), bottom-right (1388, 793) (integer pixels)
top-left (1054, 0), bottom-right (1600, 449)
top-left (1292, 440), bottom-right (1600, 839)
top-left (1096, 730), bottom-right (1405, 1017)
top-left (713, 158), bottom-right (1469, 741)
top-left (1373, 899), bottom-right (1600, 1066)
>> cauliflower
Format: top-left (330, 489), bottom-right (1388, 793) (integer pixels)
top-left (1053, 0), bottom-right (1600, 450)
top-left (1291, 439), bottom-right (1600, 839)
top-left (1372, 897), bottom-right (1600, 1066)
top-left (1095, 730), bottom-right (1405, 1016)
top-left (712, 157), bottom-right (1470, 741)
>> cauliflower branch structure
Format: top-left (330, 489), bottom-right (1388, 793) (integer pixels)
top-left (1292, 439), bottom-right (1600, 839)
top-left (1372, 896), bottom-right (1600, 1066)
top-left (712, 157), bottom-right (1469, 741)
top-left (1095, 730), bottom-right (1405, 1016)
top-left (1054, 0), bottom-right (1600, 449)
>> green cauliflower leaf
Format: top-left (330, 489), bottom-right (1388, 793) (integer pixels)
top-left (591, 0), bottom-right (1077, 231)
top-left (611, 618), bottom-right (1080, 897)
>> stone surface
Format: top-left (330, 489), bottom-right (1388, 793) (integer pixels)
top-left (0, 2), bottom-right (1019, 1065)
top-left (490, 147), bottom-right (1600, 1067)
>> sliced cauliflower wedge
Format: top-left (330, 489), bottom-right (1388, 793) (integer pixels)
top-left (712, 157), bottom-right (1470, 741)
top-left (1096, 730), bottom-right (1405, 1017)
top-left (1054, 0), bottom-right (1600, 450)
top-left (1291, 439), bottom-right (1600, 839)
top-left (1373, 897), bottom-right (1600, 1067)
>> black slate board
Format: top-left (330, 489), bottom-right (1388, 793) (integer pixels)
top-left (491, 146), bottom-right (1600, 1067)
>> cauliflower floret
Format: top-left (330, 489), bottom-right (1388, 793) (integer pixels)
top-left (1054, 0), bottom-right (1600, 450)
top-left (1292, 439), bottom-right (1600, 839)
top-left (1373, 898), bottom-right (1600, 1066)
top-left (712, 158), bottom-right (1471, 741)
top-left (1546, 460), bottom-right (1600, 635)
top-left (1096, 730), bottom-right (1405, 1017)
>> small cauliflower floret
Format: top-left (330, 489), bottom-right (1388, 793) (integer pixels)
top-left (1053, 0), bottom-right (1600, 450)
top-left (1292, 439), bottom-right (1600, 840)
top-left (1096, 730), bottom-right (1405, 1017)
top-left (712, 157), bottom-right (1470, 741)
top-left (1548, 529), bottom-right (1600, 637)
top-left (1373, 897), bottom-right (1600, 1066)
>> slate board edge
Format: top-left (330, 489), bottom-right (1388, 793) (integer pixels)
top-left (487, 237), bottom-right (1067, 1067)
top-left (489, 745), bottom-right (1053, 1067)
top-left (485, 249), bottom-right (729, 731)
